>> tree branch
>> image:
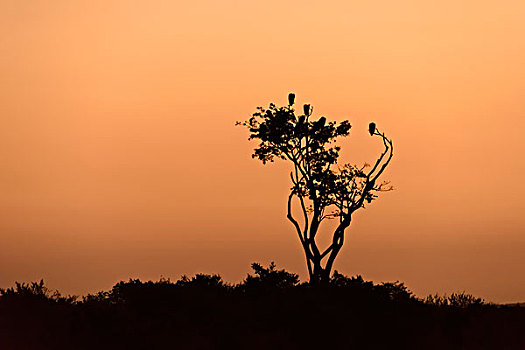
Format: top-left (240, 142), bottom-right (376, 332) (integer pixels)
top-left (324, 215), bottom-right (351, 274)
top-left (287, 193), bottom-right (306, 245)
top-left (354, 130), bottom-right (393, 210)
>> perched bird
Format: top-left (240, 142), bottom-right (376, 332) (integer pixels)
top-left (318, 116), bottom-right (326, 128)
top-left (303, 104), bottom-right (311, 116)
top-left (369, 122), bottom-right (376, 136)
top-left (288, 93), bottom-right (295, 106)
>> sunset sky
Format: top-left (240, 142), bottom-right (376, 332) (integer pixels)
top-left (1, 0), bottom-right (524, 303)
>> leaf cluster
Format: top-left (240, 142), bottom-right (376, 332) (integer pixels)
top-left (237, 98), bottom-right (391, 218)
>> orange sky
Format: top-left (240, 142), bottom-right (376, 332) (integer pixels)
top-left (1, 0), bottom-right (524, 303)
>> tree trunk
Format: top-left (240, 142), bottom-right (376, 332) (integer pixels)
top-left (309, 264), bottom-right (331, 286)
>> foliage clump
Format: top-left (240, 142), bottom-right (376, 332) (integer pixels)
top-left (1, 264), bottom-right (520, 350)
top-left (425, 292), bottom-right (486, 308)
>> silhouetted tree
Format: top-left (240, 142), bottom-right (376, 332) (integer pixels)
top-left (237, 93), bottom-right (394, 284)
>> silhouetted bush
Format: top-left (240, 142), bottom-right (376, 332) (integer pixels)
top-left (0, 279), bottom-right (77, 304)
top-left (0, 263), bottom-right (524, 350)
top-left (238, 262), bottom-right (300, 294)
top-left (425, 292), bottom-right (486, 308)
top-left (176, 273), bottom-right (226, 289)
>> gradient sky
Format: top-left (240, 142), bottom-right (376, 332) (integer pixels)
top-left (1, 0), bottom-right (524, 303)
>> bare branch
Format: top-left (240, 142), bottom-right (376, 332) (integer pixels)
top-left (287, 193), bottom-right (305, 245)
top-left (297, 194), bottom-right (309, 240)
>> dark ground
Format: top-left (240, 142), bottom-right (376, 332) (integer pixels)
top-left (1, 263), bottom-right (524, 350)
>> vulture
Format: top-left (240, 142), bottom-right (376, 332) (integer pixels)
top-left (303, 104), bottom-right (311, 116)
top-left (369, 122), bottom-right (376, 136)
top-left (288, 93), bottom-right (295, 106)
top-left (318, 116), bottom-right (326, 128)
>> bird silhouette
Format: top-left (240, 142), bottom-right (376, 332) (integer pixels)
top-left (288, 93), bottom-right (295, 106)
top-left (303, 104), bottom-right (311, 116)
top-left (369, 122), bottom-right (376, 136)
top-left (318, 117), bottom-right (326, 128)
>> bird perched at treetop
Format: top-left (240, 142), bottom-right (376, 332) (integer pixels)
top-left (303, 104), bottom-right (311, 116)
top-left (288, 93), bottom-right (295, 106)
top-left (369, 122), bottom-right (376, 136)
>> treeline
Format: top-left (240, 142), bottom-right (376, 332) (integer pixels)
top-left (1, 263), bottom-right (524, 349)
